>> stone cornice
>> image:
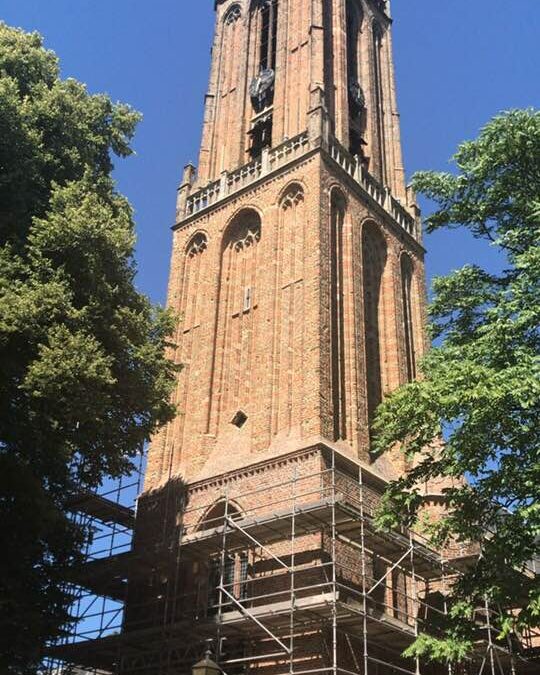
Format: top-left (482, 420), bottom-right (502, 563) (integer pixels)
top-left (174, 130), bottom-right (422, 246)
top-left (186, 441), bottom-right (390, 496)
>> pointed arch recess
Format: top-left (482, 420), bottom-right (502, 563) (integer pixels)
top-left (372, 21), bottom-right (387, 183)
top-left (330, 188), bottom-right (348, 441)
top-left (361, 220), bottom-right (388, 427)
top-left (182, 231), bottom-right (209, 328)
top-left (208, 209), bottom-right (263, 434)
top-left (400, 253), bottom-right (418, 382)
top-left (171, 230), bottom-right (210, 473)
top-left (271, 183), bottom-right (306, 436)
top-left (197, 498), bottom-right (243, 532)
top-left (211, 3), bottom-right (244, 176)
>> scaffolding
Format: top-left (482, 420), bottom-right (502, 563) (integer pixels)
top-left (43, 448), bottom-right (539, 675)
top-left (41, 456), bottom-right (144, 675)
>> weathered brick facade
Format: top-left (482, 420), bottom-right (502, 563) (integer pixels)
top-left (126, 2), bottom-right (455, 674)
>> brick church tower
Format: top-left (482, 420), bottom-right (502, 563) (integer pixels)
top-left (44, 4), bottom-right (540, 674)
top-left (146, 0), bottom-right (425, 491)
top-left (122, 1), bottom-right (447, 674)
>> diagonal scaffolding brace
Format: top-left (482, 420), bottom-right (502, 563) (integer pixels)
top-left (218, 586), bottom-right (291, 654)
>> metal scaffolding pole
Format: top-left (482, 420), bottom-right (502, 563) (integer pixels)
top-left (409, 531), bottom-right (420, 675)
top-left (290, 466), bottom-right (297, 675)
top-left (485, 597), bottom-right (498, 675)
top-left (216, 485), bottom-right (230, 668)
top-left (358, 465), bottom-right (369, 675)
top-left (331, 451), bottom-right (338, 675)
top-left (440, 557), bottom-right (454, 675)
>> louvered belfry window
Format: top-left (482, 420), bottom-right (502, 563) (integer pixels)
top-left (259, 0), bottom-right (278, 72)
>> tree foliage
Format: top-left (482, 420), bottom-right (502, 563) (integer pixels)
top-left (373, 110), bottom-right (540, 663)
top-left (0, 24), bottom-right (176, 673)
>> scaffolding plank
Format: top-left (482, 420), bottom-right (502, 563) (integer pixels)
top-left (181, 496), bottom-right (447, 579)
top-left (334, 504), bottom-right (446, 579)
top-left (66, 551), bottom-right (131, 601)
top-left (45, 633), bottom-right (121, 671)
top-left (67, 491), bottom-right (135, 528)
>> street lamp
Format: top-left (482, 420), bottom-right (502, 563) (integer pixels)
top-left (192, 644), bottom-right (221, 675)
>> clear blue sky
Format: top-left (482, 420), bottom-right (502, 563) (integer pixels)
top-left (2, 0), bottom-right (539, 304)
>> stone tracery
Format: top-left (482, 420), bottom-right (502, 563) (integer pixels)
top-left (232, 223), bottom-right (261, 252)
top-left (224, 4), bottom-right (241, 25)
top-left (186, 231), bottom-right (208, 258)
top-left (281, 184), bottom-right (305, 210)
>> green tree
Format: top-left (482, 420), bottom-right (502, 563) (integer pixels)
top-left (373, 109), bottom-right (540, 664)
top-left (0, 24), bottom-right (176, 673)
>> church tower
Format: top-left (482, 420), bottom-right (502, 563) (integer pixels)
top-left (124, 3), bottom-right (448, 675)
top-left (145, 0), bottom-right (426, 490)
top-left (43, 5), bottom-right (540, 675)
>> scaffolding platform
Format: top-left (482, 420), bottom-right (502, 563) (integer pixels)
top-left (45, 591), bottom-right (420, 672)
top-left (67, 491), bottom-right (135, 529)
top-left (44, 450), bottom-right (539, 675)
top-left (46, 634), bottom-right (121, 672)
top-left (182, 493), bottom-right (451, 580)
top-left (66, 552), bottom-right (132, 602)
top-left (181, 496), bottom-right (339, 556)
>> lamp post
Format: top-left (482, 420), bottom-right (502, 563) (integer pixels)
top-left (192, 643), bottom-right (221, 675)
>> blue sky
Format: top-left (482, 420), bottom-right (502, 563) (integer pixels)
top-left (2, 0), bottom-right (539, 305)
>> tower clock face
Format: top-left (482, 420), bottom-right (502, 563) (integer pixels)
top-left (249, 68), bottom-right (275, 112)
top-left (349, 80), bottom-right (366, 116)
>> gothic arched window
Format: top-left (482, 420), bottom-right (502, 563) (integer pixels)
top-left (198, 501), bottom-right (247, 615)
top-left (400, 254), bottom-right (417, 382)
top-left (362, 222), bottom-right (387, 427)
top-left (330, 190), bottom-right (347, 441)
top-left (248, 0), bottom-right (279, 154)
top-left (372, 22), bottom-right (387, 183)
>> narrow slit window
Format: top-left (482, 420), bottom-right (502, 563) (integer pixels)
top-left (373, 23), bottom-right (387, 183)
top-left (330, 192), bottom-right (347, 441)
top-left (243, 286), bottom-right (252, 313)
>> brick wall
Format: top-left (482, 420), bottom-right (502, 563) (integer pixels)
top-left (145, 147), bottom-right (427, 491)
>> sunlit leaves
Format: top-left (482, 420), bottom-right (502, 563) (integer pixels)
top-left (374, 110), bottom-right (540, 663)
top-left (0, 24), bottom-right (176, 673)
